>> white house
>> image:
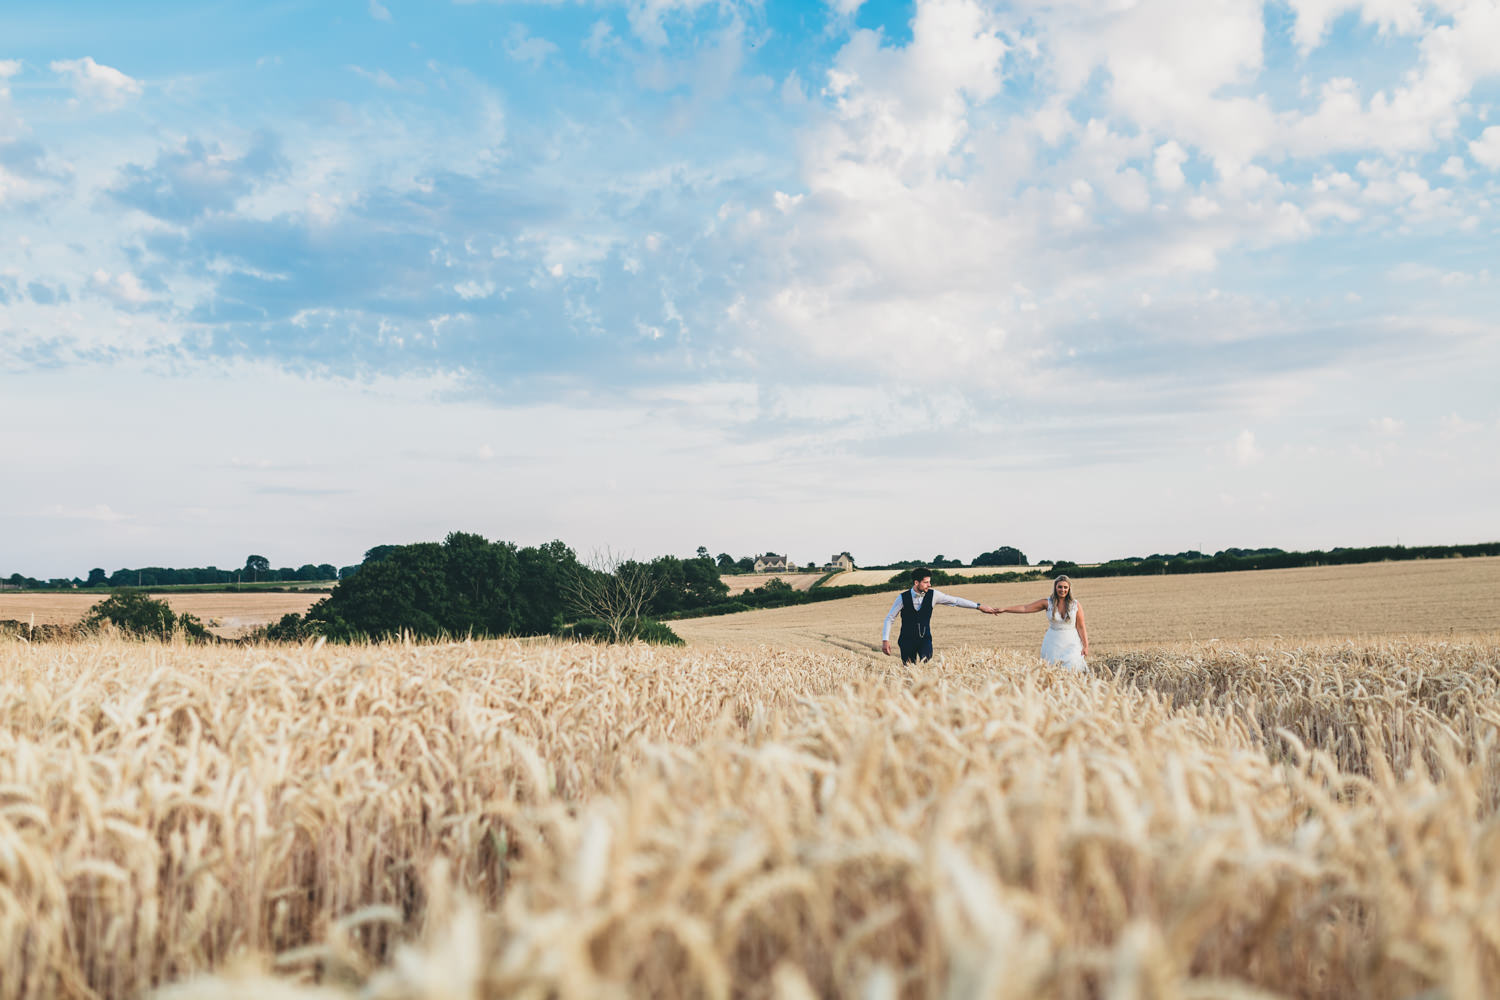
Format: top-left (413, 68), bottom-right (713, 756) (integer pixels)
top-left (822, 552), bottom-right (855, 573)
top-left (753, 553), bottom-right (794, 573)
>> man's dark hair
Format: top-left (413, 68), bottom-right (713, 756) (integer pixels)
top-left (911, 567), bottom-right (932, 585)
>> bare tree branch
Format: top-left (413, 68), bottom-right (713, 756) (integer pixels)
top-left (565, 548), bottom-right (660, 643)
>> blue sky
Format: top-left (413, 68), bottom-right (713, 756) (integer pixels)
top-left (2, 0), bottom-right (1498, 577)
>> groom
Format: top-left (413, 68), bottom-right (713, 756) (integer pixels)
top-left (881, 567), bottom-right (998, 663)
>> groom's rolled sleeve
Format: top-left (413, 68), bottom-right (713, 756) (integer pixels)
top-left (881, 594), bottom-right (904, 641)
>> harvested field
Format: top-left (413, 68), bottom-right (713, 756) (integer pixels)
top-left (4, 634), bottom-right (1500, 998)
top-left (721, 572), bottom-right (825, 596)
top-left (676, 556), bottom-right (1500, 656)
top-left (0, 591), bottom-right (326, 637)
top-left (820, 564), bottom-right (1048, 588)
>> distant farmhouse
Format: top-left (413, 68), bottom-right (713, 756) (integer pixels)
top-left (821, 552), bottom-right (855, 573)
top-left (753, 553), bottom-right (795, 573)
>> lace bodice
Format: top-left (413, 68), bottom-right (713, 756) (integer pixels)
top-left (1046, 596), bottom-right (1080, 631)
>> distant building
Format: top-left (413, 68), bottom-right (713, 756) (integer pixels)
top-left (821, 552), bottom-right (855, 573)
top-left (754, 553), bottom-right (794, 573)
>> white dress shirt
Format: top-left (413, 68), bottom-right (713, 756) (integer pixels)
top-left (882, 587), bottom-right (980, 641)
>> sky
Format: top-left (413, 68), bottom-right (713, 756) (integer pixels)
top-left (2, 0), bottom-right (1498, 578)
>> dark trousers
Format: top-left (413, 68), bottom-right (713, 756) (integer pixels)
top-left (898, 636), bottom-right (933, 664)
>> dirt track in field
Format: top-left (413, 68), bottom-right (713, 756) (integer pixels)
top-left (674, 556), bottom-right (1500, 658)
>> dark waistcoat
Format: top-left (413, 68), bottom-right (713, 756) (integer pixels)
top-left (899, 589), bottom-right (934, 643)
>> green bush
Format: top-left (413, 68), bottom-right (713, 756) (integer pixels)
top-left (265, 612), bottom-right (318, 642)
top-left (557, 617), bottom-right (683, 646)
top-left (557, 617), bottom-right (612, 642)
top-left (83, 590), bottom-right (209, 641)
top-left (633, 618), bottom-right (684, 646)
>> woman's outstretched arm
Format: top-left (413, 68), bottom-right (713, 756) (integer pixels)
top-left (1076, 606), bottom-right (1089, 658)
top-left (998, 597), bottom-right (1049, 614)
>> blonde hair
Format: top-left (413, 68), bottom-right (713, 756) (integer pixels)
top-left (1050, 575), bottom-right (1074, 620)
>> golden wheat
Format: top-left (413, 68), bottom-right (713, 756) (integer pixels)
top-left (2, 634), bottom-right (1499, 999)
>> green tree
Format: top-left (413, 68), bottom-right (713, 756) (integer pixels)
top-left (244, 554), bottom-right (270, 582)
top-left (973, 545), bottom-right (1029, 567)
top-left (514, 540), bottom-right (581, 634)
top-left (85, 567), bottom-right (107, 587)
top-left (363, 545), bottom-right (401, 565)
top-left (306, 533), bottom-right (581, 641)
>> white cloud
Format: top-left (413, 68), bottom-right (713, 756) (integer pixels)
top-left (42, 504), bottom-right (132, 522)
top-left (583, 21), bottom-right (616, 57)
top-left (1233, 430), bottom-right (1263, 466)
top-left (1284, 2), bottom-right (1500, 157)
top-left (349, 66), bottom-right (408, 90)
top-left (49, 57), bottom-right (143, 109)
top-left (1030, 98), bottom-right (1075, 146)
top-left (1306, 197), bottom-right (1361, 222)
top-left (454, 279), bottom-right (496, 300)
top-left (1440, 412), bottom-right (1482, 437)
top-left (815, 0), bottom-right (1006, 182)
top-left (506, 25), bottom-right (559, 68)
top-left (1286, 0), bottom-right (1425, 54)
top-left (1021, 0), bottom-right (1274, 164)
top-left (88, 269), bottom-right (150, 305)
top-left (1153, 140), bottom-right (1188, 191)
top-left (369, 0), bottom-right (392, 21)
top-left (625, 0), bottom-right (720, 47)
top-left (1012, 0), bottom-right (1497, 163)
top-left (1439, 155), bottom-right (1469, 180)
top-left (1470, 126), bottom-right (1500, 169)
top-left (1185, 194), bottom-right (1221, 219)
top-left (781, 71), bottom-right (807, 106)
top-left (1371, 416), bottom-right (1404, 434)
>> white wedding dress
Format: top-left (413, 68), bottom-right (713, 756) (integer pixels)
top-left (1040, 597), bottom-right (1086, 671)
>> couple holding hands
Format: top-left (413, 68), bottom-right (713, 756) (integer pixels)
top-left (880, 567), bottom-right (1089, 671)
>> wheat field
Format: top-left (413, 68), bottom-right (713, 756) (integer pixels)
top-left (0, 593), bottom-right (326, 637)
top-left (723, 573), bottom-right (827, 596)
top-left (675, 556), bottom-right (1500, 657)
top-left (4, 629), bottom-right (1500, 999)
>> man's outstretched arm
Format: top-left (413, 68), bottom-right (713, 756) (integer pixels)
top-left (931, 589), bottom-right (999, 615)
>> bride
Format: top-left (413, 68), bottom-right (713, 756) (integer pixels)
top-left (997, 575), bottom-right (1090, 671)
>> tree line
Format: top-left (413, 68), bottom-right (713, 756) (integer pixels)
top-left (262, 533), bottom-right (728, 644)
top-left (11, 536), bottom-right (1497, 643)
top-left (3, 554), bottom-right (349, 591)
top-left (1044, 542), bottom-right (1500, 580)
top-left (657, 541), bottom-right (1500, 621)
